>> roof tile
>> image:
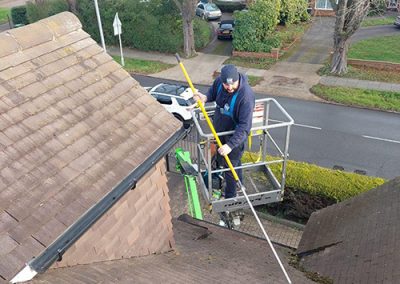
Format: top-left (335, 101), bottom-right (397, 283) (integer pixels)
top-left (0, 212), bottom-right (18, 233)
top-left (32, 218), bottom-right (67, 247)
top-left (0, 33), bottom-right (19, 59)
top-left (0, 12), bottom-right (181, 281)
top-left (0, 234), bottom-right (19, 256)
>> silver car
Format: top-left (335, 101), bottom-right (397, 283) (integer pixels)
top-left (196, 2), bottom-right (222, 21)
top-left (395, 15), bottom-right (400, 28)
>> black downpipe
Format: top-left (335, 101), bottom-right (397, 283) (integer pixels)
top-left (30, 126), bottom-right (188, 273)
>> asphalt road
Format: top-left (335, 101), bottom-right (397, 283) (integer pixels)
top-left (134, 74), bottom-right (400, 180)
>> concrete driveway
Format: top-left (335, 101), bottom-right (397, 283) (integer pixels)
top-left (286, 17), bottom-right (335, 64)
top-left (201, 12), bottom-right (233, 56)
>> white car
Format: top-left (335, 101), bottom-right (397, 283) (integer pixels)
top-left (146, 83), bottom-right (197, 126)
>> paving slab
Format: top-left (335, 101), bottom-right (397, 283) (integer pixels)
top-left (253, 62), bottom-right (324, 101)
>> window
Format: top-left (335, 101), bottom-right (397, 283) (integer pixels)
top-left (315, 0), bottom-right (334, 9)
top-left (156, 95), bottom-right (172, 105)
top-left (177, 97), bottom-right (196, 106)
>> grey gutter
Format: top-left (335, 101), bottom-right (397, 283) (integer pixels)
top-left (29, 125), bottom-right (188, 274)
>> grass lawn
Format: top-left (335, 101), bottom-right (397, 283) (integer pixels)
top-left (247, 75), bottom-right (263, 86)
top-left (112, 56), bottom-right (175, 74)
top-left (311, 84), bottom-right (400, 112)
top-left (224, 56), bottom-right (277, 70)
top-left (361, 15), bottom-right (396, 27)
top-left (0, 7), bottom-right (10, 24)
top-left (318, 64), bottom-right (400, 84)
top-left (348, 35), bottom-right (400, 63)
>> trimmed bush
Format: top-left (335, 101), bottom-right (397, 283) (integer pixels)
top-left (11, 5), bottom-right (28, 26)
top-left (26, 0), bottom-right (69, 23)
top-left (233, 0), bottom-right (282, 53)
top-left (280, 0), bottom-right (309, 25)
top-left (233, 0), bottom-right (309, 52)
top-left (243, 152), bottom-right (386, 202)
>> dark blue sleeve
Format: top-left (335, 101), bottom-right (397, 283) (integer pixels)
top-left (206, 79), bottom-right (220, 102)
top-left (227, 92), bottom-right (255, 149)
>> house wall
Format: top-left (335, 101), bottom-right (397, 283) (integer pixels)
top-left (309, 0), bottom-right (336, 16)
top-left (51, 160), bottom-right (174, 268)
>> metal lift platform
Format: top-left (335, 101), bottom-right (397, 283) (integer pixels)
top-left (191, 98), bottom-right (294, 213)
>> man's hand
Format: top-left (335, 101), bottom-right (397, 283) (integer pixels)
top-left (218, 144), bottom-right (232, 156)
top-left (193, 92), bottom-right (207, 104)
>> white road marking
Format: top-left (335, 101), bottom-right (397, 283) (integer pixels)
top-left (362, 135), bottom-right (400, 144)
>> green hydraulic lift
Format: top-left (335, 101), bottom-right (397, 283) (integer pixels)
top-left (175, 148), bottom-right (203, 220)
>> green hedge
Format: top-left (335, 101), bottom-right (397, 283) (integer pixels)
top-left (243, 152), bottom-right (386, 202)
top-left (233, 0), bottom-right (281, 53)
top-left (11, 5), bottom-right (28, 26)
top-left (76, 0), bottom-right (211, 53)
top-left (26, 0), bottom-right (69, 23)
top-left (233, 0), bottom-right (309, 52)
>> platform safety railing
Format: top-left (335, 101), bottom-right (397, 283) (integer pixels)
top-left (191, 97), bottom-right (294, 213)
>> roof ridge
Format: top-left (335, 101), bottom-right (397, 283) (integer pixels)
top-left (0, 12), bottom-right (82, 59)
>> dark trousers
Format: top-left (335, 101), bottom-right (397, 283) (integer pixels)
top-left (219, 143), bottom-right (244, 198)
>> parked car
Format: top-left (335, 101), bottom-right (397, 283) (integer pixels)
top-left (196, 2), bottom-right (222, 21)
top-left (395, 15), bottom-right (400, 28)
top-left (217, 20), bottom-right (235, 39)
top-left (145, 83), bottom-right (197, 127)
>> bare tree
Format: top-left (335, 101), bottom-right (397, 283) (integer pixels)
top-left (330, 0), bottom-right (370, 74)
top-left (173, 0), bottom-right (198, 58)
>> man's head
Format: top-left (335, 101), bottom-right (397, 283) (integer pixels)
top-left (220, 64), bottom-right (239, 93)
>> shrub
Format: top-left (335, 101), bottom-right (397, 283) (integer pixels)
top-left (194, 18), bottom-right (212, 49)
top-left (280, 0), bottom-right (309, 25)
top-left (233, 0), bottom-right (282, 52)
top-left (242, 152), bottom-right (386, 202)
top-left (76, 0), bottom-right (210, 53)
top-left (10, 5), bottom-right (28, 26)
top-left (26, 0), bottom-right (69, 23)
top-left (368, 0), bottom-right (386, 16)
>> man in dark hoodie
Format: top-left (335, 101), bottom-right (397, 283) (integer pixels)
top-left (194, 64), bottom-right (255, 199)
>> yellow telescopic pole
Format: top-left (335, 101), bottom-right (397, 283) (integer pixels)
top-left (175, 54), bottom-right (239, 182)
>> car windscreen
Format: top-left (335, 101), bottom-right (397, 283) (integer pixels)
top-left (154, 84), bottom-right (186, 96)
top-left (206, 4), bottom-right (219, 11)
top-left (220, 24), bottom-right (233, 29)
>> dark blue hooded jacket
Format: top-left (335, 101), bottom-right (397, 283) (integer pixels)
top-left (206, 73), bottom-right (255, 150)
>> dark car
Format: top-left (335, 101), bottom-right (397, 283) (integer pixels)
top-left (217, 20), bottom-right (235, 40)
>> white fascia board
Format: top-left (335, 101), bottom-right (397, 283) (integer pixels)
top-left (10, 265), bottom-right (37, 283)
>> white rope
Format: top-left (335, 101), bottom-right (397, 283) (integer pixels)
top-left (237, 180), bottom-right (292, 284)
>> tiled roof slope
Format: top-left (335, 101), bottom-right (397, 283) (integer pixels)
top-left (0, 12), bottom-right (181, 281)
top-left (297, 177), bottom-right (400, 283)
top-left (31, 215), bottom-right (315, 284)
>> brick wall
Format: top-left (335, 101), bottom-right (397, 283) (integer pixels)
top-left (51, 160), bottom-right (174, 268)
